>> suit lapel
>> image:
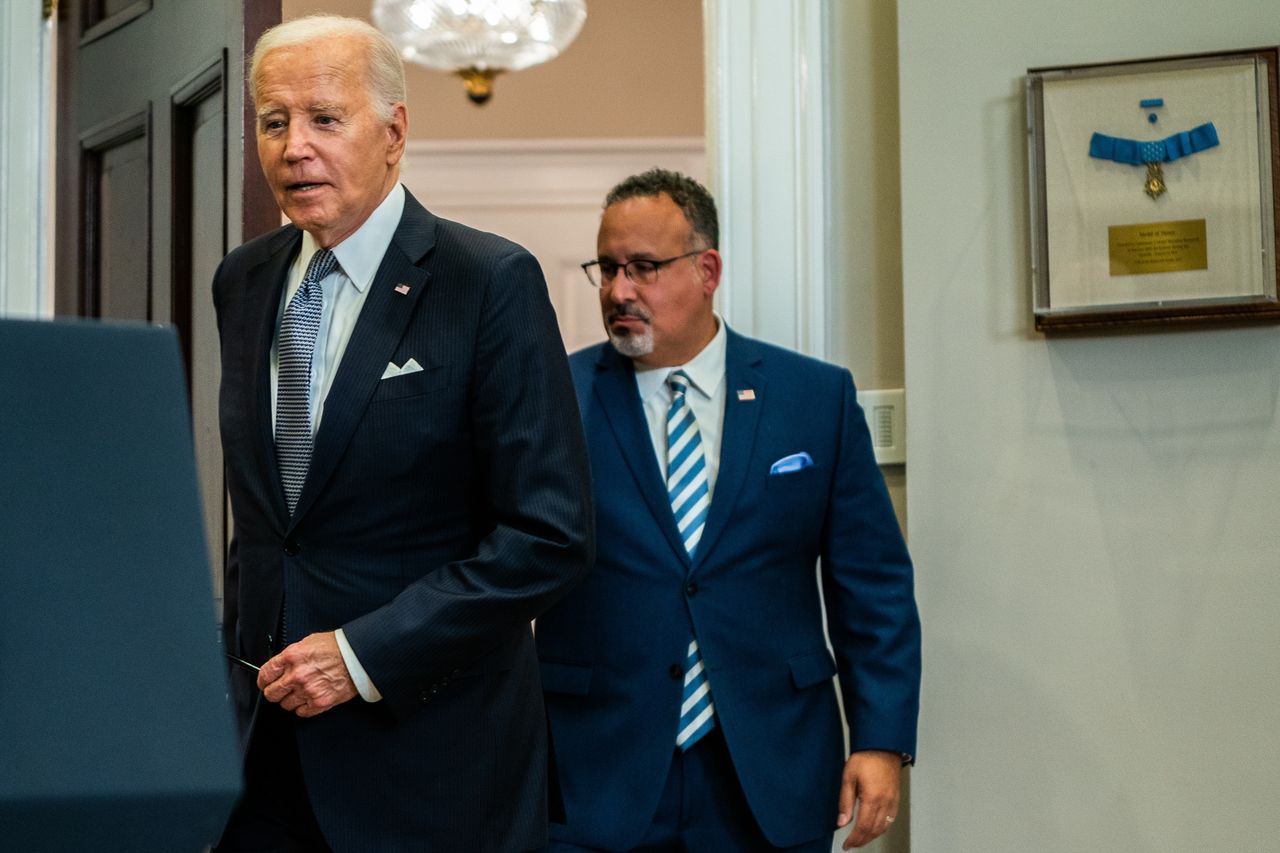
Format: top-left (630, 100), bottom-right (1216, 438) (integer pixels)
top-left (247, 228), bottom-right (303, 524)
top-left (692, 330), bottom-right (764, 569)
top-left (593, 348), bottom-right (692, 567)
top-left (288, 194), bottom-right (435, 526)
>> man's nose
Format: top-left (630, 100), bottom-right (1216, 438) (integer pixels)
top-left (282, 125), bottom-right (313, 160)
top-left (606, 271), bottom-right (637, 302)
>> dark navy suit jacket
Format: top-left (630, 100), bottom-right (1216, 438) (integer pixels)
top-left (213, 190), bottom-right (593, 853)
top-left (536, 329), bottom-right (920, 849)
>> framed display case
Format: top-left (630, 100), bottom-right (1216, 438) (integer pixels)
top-left (1026, 47), bottom-right (1280, 331)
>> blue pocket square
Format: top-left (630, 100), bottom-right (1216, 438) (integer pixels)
top-left (769, 452), bottom-right (814, 475)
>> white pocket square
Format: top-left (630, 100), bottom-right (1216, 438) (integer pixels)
top-left (381, 357), bottom-right (424, 380)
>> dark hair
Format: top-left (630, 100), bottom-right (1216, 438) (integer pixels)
top-left (604, 168), bottom-right (719, 250)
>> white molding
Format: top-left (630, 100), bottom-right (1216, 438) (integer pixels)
top-left (0, 2), bottom-right (53, 319)
top-left (704, 0), bottom-right (832, 358)
top-left (407, 137), bottom-right (706, 155)
top-left (402, 136), bottom-right (705, 208)
top-left (399, 136), bottom-right (706, 354)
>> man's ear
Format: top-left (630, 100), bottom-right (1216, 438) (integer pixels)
top-left (697, 248), bottom-right (723, 298)
top-left (385, 103), bottom-right (408, 165)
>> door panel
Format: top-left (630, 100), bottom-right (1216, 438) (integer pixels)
top-left (90, 126), bottom-right (151, 320)
top-left (56, 0), bottom-right (281, 612)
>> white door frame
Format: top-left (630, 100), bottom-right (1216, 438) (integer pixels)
top-left (0, 0), bottom-right (54, 319)
top-left (704, 0), bottom-right (832, 359)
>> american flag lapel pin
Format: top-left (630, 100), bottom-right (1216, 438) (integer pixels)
top-left (394, 283), bottom-right (411, 295)
top-left (737, 388), bottom-right (756, 401)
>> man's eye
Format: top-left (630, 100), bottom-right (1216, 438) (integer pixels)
top-left (263, 120), bottom-right (286, 132)
top-left (599, 262), bottom-right (620, 277)
top-left (630, 260), bottom-right (658, 276)
top-left (315, 115), bottom-right (337, 126)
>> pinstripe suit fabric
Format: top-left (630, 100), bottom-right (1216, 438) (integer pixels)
top-left (214, 191), bottom-right (594, 852)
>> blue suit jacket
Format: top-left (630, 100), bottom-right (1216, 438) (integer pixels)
top-left (213, 191), bottom-right (593, 852)
top-left (536, 329), bottom-right (920, 849)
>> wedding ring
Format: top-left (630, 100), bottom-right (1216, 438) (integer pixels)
top-left (885, 816), bottom-right (896, 824)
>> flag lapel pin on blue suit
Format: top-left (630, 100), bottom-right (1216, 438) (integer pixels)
top-left (737, 388), bottom-right (756, 401)
top-left (394, 283), bottom-right (411, 295)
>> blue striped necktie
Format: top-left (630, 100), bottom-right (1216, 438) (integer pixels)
top-left (276, 248), bottom-right (336, 515)
top-left (667, 370), bottom-right (715, 750)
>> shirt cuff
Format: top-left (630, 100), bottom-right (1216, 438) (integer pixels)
top-left (335, 627), bottom-right (382, 702)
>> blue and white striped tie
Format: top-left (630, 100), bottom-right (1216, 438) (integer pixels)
top-left (276, 248), bottom-right (335, 515)
top-left (667, 370), bottom-right (715, 750)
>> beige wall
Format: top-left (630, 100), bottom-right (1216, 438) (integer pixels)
top-left (280, 0), bottom-right (703, 139)
top-left (829, 2), bottom-right (907, 535)
top-left (829, 3), bottom-right (903, 392)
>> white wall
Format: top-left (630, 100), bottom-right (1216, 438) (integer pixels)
top-left (899, 2), bottom-right (1280, 850)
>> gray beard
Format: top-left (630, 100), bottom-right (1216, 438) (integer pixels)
top-left (607, 326), bottom-right (654, 359)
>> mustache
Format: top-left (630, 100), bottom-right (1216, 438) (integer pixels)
top-left (606, 304), bottom-right (652, 324)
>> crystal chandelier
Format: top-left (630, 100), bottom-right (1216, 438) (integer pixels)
top-left (372, 0), bottom-right (588, 105)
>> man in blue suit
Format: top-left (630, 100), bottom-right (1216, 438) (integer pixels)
top-left (536, 169), bottom-right (920, 851)
top-left (213, 15), bottom-right (592, 853)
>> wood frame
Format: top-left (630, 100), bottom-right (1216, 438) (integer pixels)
top-left (80, 0), bottom-right (151, 45)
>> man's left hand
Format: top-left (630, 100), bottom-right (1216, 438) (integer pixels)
top-left (258, 631), bottom-right (358, 718)
top-left (836, 749), bottom-right (902, 849)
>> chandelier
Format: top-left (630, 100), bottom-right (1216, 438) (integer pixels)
top-left (372, 0), bottom-right (588, 105)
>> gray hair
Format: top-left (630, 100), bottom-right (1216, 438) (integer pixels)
top-left (250, 15), bottom-right (406, 122)
top-left (604, 168), bottom-right (719, 250)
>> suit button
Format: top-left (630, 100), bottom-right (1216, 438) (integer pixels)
top-left (283, 538), bottom-right (299, 556)
top-left (668, 664), bottom-right (682, 680)
top-left (685, 582), bottom-right (698, 597)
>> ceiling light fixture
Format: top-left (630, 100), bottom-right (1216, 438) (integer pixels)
top-left (372, 0), bottom-right (588, 105)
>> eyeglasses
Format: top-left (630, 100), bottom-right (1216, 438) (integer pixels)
top-left (581, 250), bottom-right (706, 288)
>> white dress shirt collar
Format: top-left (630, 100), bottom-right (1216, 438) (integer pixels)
top-left (634, 313), bottom-right (727, 404)
top-left (295, 182), bottom-right (406, 294)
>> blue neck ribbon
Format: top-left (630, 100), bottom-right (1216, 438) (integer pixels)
top-left (1089, 122), bottom-right (1219, 165)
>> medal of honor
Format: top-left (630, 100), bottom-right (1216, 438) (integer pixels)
top-left (1144, 163), bottom-right (1167, 199)
top-left (1088, 98), bottom-right (1218, 199)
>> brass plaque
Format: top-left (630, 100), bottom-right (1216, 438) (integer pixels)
top-left (1108, 219), bottom-right (1208, 276)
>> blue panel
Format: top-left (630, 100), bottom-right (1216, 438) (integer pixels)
top-left (0, 317), bottom-right (240, 851)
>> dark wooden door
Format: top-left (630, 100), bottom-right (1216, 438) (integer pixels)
top-left (55, 0), bottom-right (281, 610)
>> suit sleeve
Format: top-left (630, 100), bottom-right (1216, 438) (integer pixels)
top-left (819, 368), bottom-right (921, 760)
top-left (342, 247), bottom-right (595, 719)
top-left (211, 259), bottom-right (235, 654)
top-left (211, 257), bottom-right (258, 732)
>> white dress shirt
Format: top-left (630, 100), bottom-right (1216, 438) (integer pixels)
top-left (633, 316), bottom-right (728, 497)
top-left (269, 182), bottom-right (407, 703)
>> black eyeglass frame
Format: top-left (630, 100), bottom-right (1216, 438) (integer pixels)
top-left (580, 250), bottom-right (707, 288)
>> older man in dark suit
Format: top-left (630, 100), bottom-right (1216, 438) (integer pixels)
top-left (212, 15), bottom-right (592, 853)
